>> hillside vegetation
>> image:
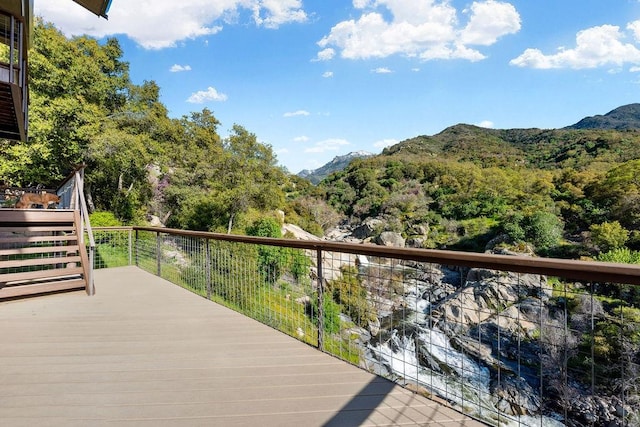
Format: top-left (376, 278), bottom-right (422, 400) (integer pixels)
top-left (316, 121), bottom-right (640, 259)
top-left (0, 20), bottom-right (304, 234)
top-left (2, 19), bottom-right (640, 264)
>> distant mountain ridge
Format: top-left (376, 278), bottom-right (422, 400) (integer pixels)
top-left (566, 103), bottom-right (640, 130)
top-left (298, 104), bottom-right (640, 184)
top-left (298, 151), bottom-right (373, 184)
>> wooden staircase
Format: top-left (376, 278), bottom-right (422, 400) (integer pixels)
top-left (0, 209), bottom-right (91, 299)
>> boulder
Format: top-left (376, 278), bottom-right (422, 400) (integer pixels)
top-left (352, 218), bottom-right (384, 239)
top-left (433, 267), bottom-right (550, 332)
top-left (491, 375), bottom-right (541, 415)
top-left (376, 231), bottom-right (405, 248)
top-left (406, 237), bottom-right (426, 248)
top-left (410, 224), bottom-right (429, 236)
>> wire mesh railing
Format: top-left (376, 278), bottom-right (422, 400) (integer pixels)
top-left (92, 226), bottom-right (640, 427)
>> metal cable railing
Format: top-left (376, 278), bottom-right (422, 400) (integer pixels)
top-left (92, 226), bottom-right (640, 427)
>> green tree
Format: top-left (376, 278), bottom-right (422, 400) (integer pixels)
top-left (219, 125), bottom-right (285, 233)
top-left (246, 217), bottom-right (286, 284)
top-left (327, 266), bottom-right (375, 328)
top-left (590, 221), bottom-right (629, 252)
top-left (526, 211), bottom-right (564, 250)
top-left (589, 160), bottom-right (640, 228)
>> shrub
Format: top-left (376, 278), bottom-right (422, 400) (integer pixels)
top-left (590, 221), bottom-right (629, 252)
top-left (90, 211), bottom-right (122, 227)
top-left (597, 248), bottom-right (640, 264)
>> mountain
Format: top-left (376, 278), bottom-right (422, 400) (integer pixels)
top-left (381, 115), bottom-right (640, 170)
top-left (298, 151), bottom-right (373, 184)
top-left (298, 105), bottom-right (640, 184)
top-left (566, 103), bottom-right (640, 130)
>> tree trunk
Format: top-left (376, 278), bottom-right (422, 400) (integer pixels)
top-left (227, 212), bottom-right (235, 234)
top-left (85, 183), bottom-right (95, 212)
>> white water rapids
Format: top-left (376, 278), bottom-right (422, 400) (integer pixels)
top-left (368, 326), bottom-right (565, 427)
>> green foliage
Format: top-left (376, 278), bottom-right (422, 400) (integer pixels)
top-left (246, 217), bottom-right (282, 238)
top-left (327, 266), bottom-right (375, 328)
top-left (247, 217), bottom-right (285, 283)
top-left (245, 217), bottom-right (311, 285)
top-left (590, 221), bottom-right (629, 252)
top-left (309, 295), bottom-right (342, 335)
top-left (89, 211), bottom-right (122, 227)
top-left (287, 196), bottom-right (341, 236)
top-left (596, 248), bottom-right (640, 264)
top-left (526, 211), bottom-right (564, 250)
top-left (288, 249), bottom-right (312, 282)
top-left (501, 211), bottom-right (563, 250)
top-left (590, 159), bottom-right (640, 228)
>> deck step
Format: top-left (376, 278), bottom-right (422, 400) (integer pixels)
top-left (0, 278), bottom-right (86, 299)
top-left (0, 209), bottom-right (89, 299)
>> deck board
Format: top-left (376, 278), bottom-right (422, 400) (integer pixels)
top-left (0, 266), bottom-right (485, 427)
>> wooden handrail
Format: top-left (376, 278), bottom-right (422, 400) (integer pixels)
top-left (101, 226), bottom-right (640, 286)
top-left (56, 164), bottom-right (86, 193)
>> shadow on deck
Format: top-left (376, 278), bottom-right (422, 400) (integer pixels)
top-left (0, 266), bottom-right (485, 427)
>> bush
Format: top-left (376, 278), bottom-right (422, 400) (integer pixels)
top-left (590, 221), bottom-right (629, 252)
top-left (246, 216), bottom-right (282, 238)
top-left (501, 211), bottom-right (563, 251)
top-left (309, 295), bottom-right (342, 335)
top-left (89, 211), bottom-right (122, 227)
top-left (327, 266), bottom-right (375, 328)
top-left (526, 211), bottom-right (563, 250)
top-left (596, 248), bottom-right (640, 264)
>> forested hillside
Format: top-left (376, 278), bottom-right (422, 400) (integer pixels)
top-left (0, 20), bottom-right (296, 233)
top-left (317, 123), bottom-right (640, 260)
top-left (2, 20), bottom-right (640, 263)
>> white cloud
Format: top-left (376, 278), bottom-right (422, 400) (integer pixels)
top-left (170, 64), bottom-right (192, 72)
top-left (372, 67), bottom-right (392, 73)
top-left (35, 0), bottom-right (307, 50)
top-left (353, 0), bottom-right (373, 8)
top-left (304, 138), bottom-right (350, 153)
top-left (293, 136), bottom-right (310, 142)
top-left (315, 48), bottom-right (336, 61)
top-left (373, 138), bottom-right (398, 148)
top-left (460, 0), bottom-right (520, 46)
top-left (187, 86), bottom-right (228, 103)
top-left (511, 24), bottom-right (640, 69)
top-left (322, 71), bottom-right (334, 78)
top-left (628, 20), bottom-right (640, 41)
top-left (477, 120), bottom-right (494, 128)
top-left (252, 0), bottom-right (307, 29)
top-left (283, 110), bottom-right (310, 117)
top-left (631, 66), bottom-right (640, 73)
top-left (317, 0), bottom-right (520, 62)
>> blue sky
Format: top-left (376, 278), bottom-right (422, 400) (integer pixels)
top-left (37, 0), bottom-right (640, 173)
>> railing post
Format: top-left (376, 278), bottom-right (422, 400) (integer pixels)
top-left (134, 229), bottom-right (139, 267)
top-left (88, 246), bottom-right (95, 295)
top-left (316, 248), bottom-right (324, 351)
top-left (205, 239), bottom-right (212, 299)
top-left (156, 231), bottom-right (161, 277)
top-left (128, 228), bottom-right (133, 266)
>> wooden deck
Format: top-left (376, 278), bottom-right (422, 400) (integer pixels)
top-left (0, 266), bottom-right (485, 427)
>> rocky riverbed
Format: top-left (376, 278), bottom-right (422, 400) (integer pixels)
top-left (306, 221), bottom-right (638, 427)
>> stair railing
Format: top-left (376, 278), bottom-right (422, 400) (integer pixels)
top-left (57, 164), bottom-right (95, 295)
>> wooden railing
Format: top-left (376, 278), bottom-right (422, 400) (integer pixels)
top-left (57, 164), bottom-right (95, 294)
